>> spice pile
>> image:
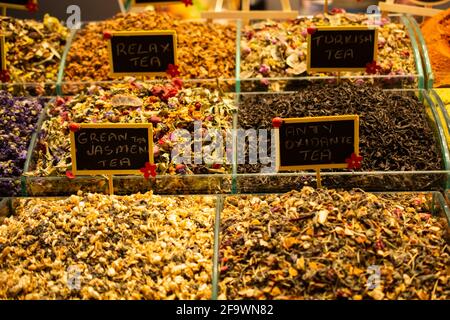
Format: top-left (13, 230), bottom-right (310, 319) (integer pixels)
top-left (421, 8), bottom-right (450, 88)
top-left (237, 83), bottom-right (443, 191)
top-left (0, 192), bottom-right (215, 299)
top-left (219, 187), bottom-right (450, 300)
top-left (25, 81), bottom-right (233, 195)
top-left (0, 91), bottom-right (43, 196)
top-left (0, 15), bottom-right (68, 94)
top-left (64, 11), bottom-right (236, 83)
top-left (240, 13), bottom-right (416, 91)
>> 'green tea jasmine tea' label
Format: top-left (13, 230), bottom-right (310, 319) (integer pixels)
top-left (70, 123), bottom-right (154, 175)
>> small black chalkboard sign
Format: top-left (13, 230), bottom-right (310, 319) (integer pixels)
top-left (70, 123), bottom-right (154, 175)
top-left (107, 31), bottom-right (177, 77)
top-left (131, 0), bottom-right (180, 5)
top-left (276, 115), bottom-right (359, 171)
top-left (307, 26), bottom-right (378, 72)
top-left (0, 36), bottom-right (5, 72)
top-left (0, 0), bottom-right (33, 10)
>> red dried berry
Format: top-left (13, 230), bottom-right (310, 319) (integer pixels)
top-left (272, 117), bottom-right (284, 128)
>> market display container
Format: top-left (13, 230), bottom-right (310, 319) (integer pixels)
top-left (407, 15), bottom-right (434, 89)
top-left (215, 190), bottom-right (450, 300)
top-left (235, 89), bottom-right (450, 193)
top-left (236, 14), bottom-right (425, 93)
top-left (1, 190), bottom-right (448, 300)
top-left (56, 18), bottom-right (240, 95)
top-left (0, 194), bottom-right (221, 300)
top-left (431, 89), bottom-right (450, 150)
top-left (21, 88), bottom-right (450, 196)
top-left (1, 15), bottom-right (71, 97)
top-left (22, 92), bottom-right (235, 197)
top-left (0, 98), bottom-right (49, 197)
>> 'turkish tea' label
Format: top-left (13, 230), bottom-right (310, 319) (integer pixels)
top-left (70, 123), bottom-right (154, 175)
top-left (307, 26), bottom-right (378, 72)
top-left (107, 31), bottom-right (177, 77)
top-left (276, 115), bottom-right (360, 171)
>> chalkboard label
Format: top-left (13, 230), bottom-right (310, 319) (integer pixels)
top-left (107, 31), bottom-right (177, 77)
top-left (276, 115), bottom-right (359, 171)
top-left (70, 123), bottom-right (154, 175)
top-left (131, 0), bottom-right (181, 6)
top-left (0, 36), bottom-right (5, 72)
top-left (0, 0), bottom-right (35, 10)
top-left (307, 26), bottom-right (378, 72)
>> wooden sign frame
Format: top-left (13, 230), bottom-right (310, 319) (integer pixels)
top-left (378, 1), bottom-right (442, 16)
top-left (307, 26), bottom-right (378, 73)
top-left (0, 0), bottom-right (36, 10)
top-left (70, 123), bottom-right (154, 176)
top-left (0, 36), bottom-right (5, 71)
top-left (409, 0), bottom-right (449, 6)
top-left (275, 115), bottom-right (360, 171)
top-left (130, 0), bottom-right (180, 6)
top-left (107, 30), bottom-right (177, 77)
top-left (201, 0), bottom-right (298, 21)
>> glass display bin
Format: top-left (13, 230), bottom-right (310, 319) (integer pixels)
top-left (1, 14), bottom-right (70, 96)
top-left (19, 84), bottom-right (450, 196)
top-left (234, 88), bottom-right (450, 193)
top-left (236, 14), bottom-right (425, 93)
top-left (56, 15), bottom-right (239, 95)
top-left (22, 82), bottom-right (235, 196)
top-left (431, 88), bottom-right (450, 152)
top-left (407, 15), bottom-right (434, 89)
top-left (53, 13), bottom-right (424, 95)
top-left (0, 194), bottom-right (219, 300)
top-left (0, 96), bottom-right (48, 197)
top-left (216, 190), bottom-right (450, 300)
top-left (2, 189), bottom-right (448, 299)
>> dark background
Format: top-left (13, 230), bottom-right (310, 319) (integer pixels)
top-left (4, 0), bottom-right (121, 21)
top-left (3, 0), bottom-right (449, 21)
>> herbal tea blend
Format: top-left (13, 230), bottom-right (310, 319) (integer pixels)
top-left (0, 192), bottom-right (215, 299)
top-left (0, 91), bottom-right (43, 196)
top-left (241, 12), bottom-right (416, 91)
top-left (0, 15), bottom-right (68, 95)
top-left (237, 83), bottom-right (444, 191)
top-left (219, 187), bottom-right (450, 300)
top-left (25, 81), bottom-right (234, 195)
top-left (64, 11), bottom-right (236, 83)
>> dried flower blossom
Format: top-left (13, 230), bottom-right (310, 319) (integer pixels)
top-left (240, 13), bottom-right (417, 90)
top-left (64, 12), bottom-right (235, 84)
top-left (26, 82), bottom-right (234, 179)
top-left (219, 188), bottom-right (450, 300)
top-left (0, 15), bottom-right (68, 94)
top-left (0, 192), bottom-right (215, 299)
top-left (0, 90), bottom-right (43, 196)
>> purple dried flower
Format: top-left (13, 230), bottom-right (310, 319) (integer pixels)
top-left (0, 90), bottom-right (43, 195)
